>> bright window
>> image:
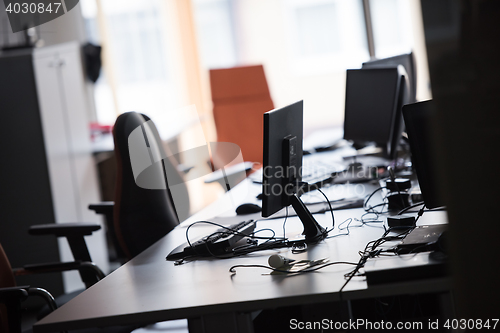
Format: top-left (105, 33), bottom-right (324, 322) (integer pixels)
top-left (193, 0), bottom-right (237, 69)
top-left (81, 0), bottom-right (182, 139)
top-left (285, 0), bottom-right (369, 75)
top-left (370, 0), bottom-right (414, 58)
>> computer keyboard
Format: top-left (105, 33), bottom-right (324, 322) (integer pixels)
top-left (166, 220), bottom-right (256, 260)
top-left (301, 158), bottom-right (345, 185)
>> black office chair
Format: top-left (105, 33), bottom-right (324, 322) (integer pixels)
top-left (90, 113), bottom-right (190, 333)
top-left (0, 221), bottom-right (168, 333)
top-left (0, 224), bottom-right (105, 333)
top-left (90, 112), bottom-right (189, 261)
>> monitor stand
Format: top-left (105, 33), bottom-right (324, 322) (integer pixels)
top-left (290, 193), bottom-right (327, 243)
top-left (281, 135), bottom-right (327, 243)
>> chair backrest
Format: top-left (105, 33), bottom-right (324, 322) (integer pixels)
top-left (210, 65), bottom-right (274, 165)
top-left (113, 112), bottom-right (189, 259)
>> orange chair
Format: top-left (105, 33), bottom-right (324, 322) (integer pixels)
top-left (209, 65), bottom-right (274, 166)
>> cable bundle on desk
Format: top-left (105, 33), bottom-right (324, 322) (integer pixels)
top-left (181, 181), bottom-right (427, 281)
top-left (338, 198), bottom-right (449, 294)
top-left (229, 261), bottom-right (359, 276)
top-left (178, 184), bottom-right (337, 264)
top-left (339, 226), bottom-right (415, 297)
top-left (229, 225), bottom-right (410, 277)
top-left (227, 183), bottom-right (442, 298)
top-left (364, 186), bottom-right (388, 213)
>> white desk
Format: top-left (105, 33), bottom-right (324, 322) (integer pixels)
top-left (34, 177), bottom-right (450, 333)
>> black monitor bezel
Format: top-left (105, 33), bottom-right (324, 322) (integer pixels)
top-left (343, 67), bottom-right (405, 159)
top-left (262, 100), bottom-right (304, 217)
top-left (402, 100), bottom-right (443, 209)
top-left (362, 51), bottom-right (417, 104)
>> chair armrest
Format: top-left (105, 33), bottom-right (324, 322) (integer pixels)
top-left (28, 224), bottom-right (102, 288)
top-left (13, 261), bottom-right (105, 280)
top-left (88, 202), bottom-right (114, 215)
top-left (0, 286), bottom-right (29, 301)
top-left (28, 223), bottom-right (101, 237)
top-left (16, 262), bottom-right (82, 274)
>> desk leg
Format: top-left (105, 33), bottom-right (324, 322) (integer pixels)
top-left (188, 312), bottom-right (253, 333)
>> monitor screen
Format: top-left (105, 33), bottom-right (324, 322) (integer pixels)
top-left (362, 52), bottom-right (417, 104)
top-left (262, 100), bottom-right (303, 217)
top-left (343, 67), bottom-right (403, 158)
top-left (402, 100), bottom-right (443, 209)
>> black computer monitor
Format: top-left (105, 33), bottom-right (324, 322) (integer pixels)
top-left (402, 100), bottom-right (443, 209)
top-left (362, 52), bottom-right (417, 104)
top-left (262, 100), bottom-right (327, 243)
top-left (343, 67), bottom-right (408, 159)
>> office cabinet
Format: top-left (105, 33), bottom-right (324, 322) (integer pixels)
top-left (0, 42), bottom-right (108, 295)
